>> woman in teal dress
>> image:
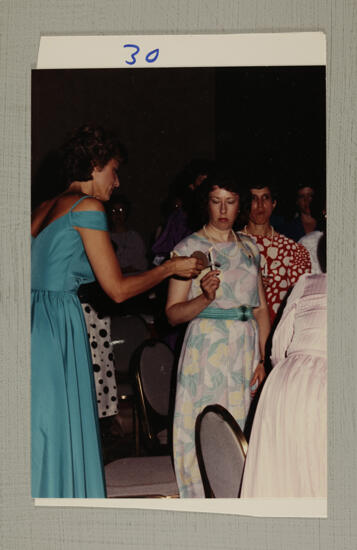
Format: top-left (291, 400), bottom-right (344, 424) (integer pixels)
top-left (166, 173), bottom-right (270, 497)
top-left (31, 125), bottom-right (203, 498)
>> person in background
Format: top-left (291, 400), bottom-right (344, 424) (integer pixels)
top-left (152, 159), bottom-right (214, 351)
top-left (31, 124), bottom-right (204, 498)
top-left (283, 184), bottom-right (322, 242)
top-left (109, 194), bottom-right (148, 274)
top-left (79, 294), bottom-right (118, 420)
top-left (241, 233), bottom-right (327, 497)
top-left (298, 196), bottom-right (326, 274)
top-left (152, 159), bottom-right (214, 265)
top-left (166, 172), bottom-right (270, 497)
top-left (240, 183), bottom-right (311, 323)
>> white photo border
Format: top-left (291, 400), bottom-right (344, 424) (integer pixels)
top-left (34, 32), bottom-right (326, 517)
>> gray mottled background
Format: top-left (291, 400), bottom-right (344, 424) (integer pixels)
top-left (1, 1), bottom-right (356, 548)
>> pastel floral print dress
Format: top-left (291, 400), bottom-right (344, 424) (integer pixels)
top-left (172, 232), bottom-right (261, 498)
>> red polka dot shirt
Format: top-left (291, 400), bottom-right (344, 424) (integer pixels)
top-left (240, 230), bottom-right (311, 323)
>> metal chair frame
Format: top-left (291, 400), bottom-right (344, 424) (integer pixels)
top-left (110, 313), bottom-right (151, 455)
top-left (195, 403), bottom-right (248, 498)
top-left (131, 339), bottom-right (174, 455)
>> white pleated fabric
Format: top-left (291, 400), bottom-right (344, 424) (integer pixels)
top-left (241, 273), bottom-right (327, 497)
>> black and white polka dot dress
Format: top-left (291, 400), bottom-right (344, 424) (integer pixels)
top-left (81, 303), bottom-right (118, 418)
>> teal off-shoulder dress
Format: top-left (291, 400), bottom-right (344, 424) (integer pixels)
top-left (31, 196), bottom-right (107, 498)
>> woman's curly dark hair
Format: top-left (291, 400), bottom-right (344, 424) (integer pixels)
top-left (61, 124), bottom-right (127, 185)
top-left (196, 170), bottom-right (241, 227)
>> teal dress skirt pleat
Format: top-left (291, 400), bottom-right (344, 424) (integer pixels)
top-left (31, 199), bottom-right (108, 497)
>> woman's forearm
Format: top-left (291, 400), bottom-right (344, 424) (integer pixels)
top-left (111, 262), bottom-right (174, 303)
top-left (166, 293), bottom-right (212, 326)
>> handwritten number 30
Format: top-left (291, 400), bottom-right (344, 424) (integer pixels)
top-left (145, 48), bottom-right (160, 63)
top-left (123, 44), bottom-right (159, 66)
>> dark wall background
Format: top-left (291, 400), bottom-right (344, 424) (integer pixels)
top-left (32, 68), bottom-right (216, 243)
top-left (32, 66), bottom-right (325, 245)
top-left (216, 66), bottom-right (326, 217)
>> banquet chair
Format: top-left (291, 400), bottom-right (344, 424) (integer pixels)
top-left (110, 314), bottom-right (151, 388)
top-left (131, 339), bottom-right (175, 454)
top-left (105, 455), bottom-right (179, 498)
top-left (195, 404), bottom-right (248, 498)
top-left (110, 314), bottom-right (151, 451)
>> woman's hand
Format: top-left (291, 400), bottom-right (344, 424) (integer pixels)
top-left (165, 268), bottom-right (220, 326)
top-left (169, 256), bottom-right (204, 279)
top-left (250, 361), bottom-right (266, 397)
top-left (200, 270), bottom-right (221, 302)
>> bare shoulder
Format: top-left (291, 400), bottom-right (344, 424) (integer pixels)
top-left (31, 198), bottom-right (57, 235)
top-left (70, 195), bottom-right (105, 213)
top-left (31, 198), bottom-right (56, 220)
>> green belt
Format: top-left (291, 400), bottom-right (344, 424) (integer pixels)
top-left (197, 306), bottom-right (253, 321)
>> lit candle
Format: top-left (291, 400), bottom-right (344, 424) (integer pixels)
top-left (208, 247), bottom-right (214, 270)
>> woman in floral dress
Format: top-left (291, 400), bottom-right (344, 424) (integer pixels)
top-left (166, 173), bottom-right (270, 497)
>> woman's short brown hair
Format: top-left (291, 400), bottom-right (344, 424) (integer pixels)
top-left (61, 124), bottom-right (127, 185)
top-left (196, 170), bottom-right (241, 226)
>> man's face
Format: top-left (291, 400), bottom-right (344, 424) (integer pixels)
top-left (249, 187), bottom-right (276, 226)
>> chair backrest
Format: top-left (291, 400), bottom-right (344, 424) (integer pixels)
top-left (138, 340), bottom-right (174, 415)
top-left (110, 314), bottom-right (150, 376)
top-left (132, 339), bottom-right (175, 450)
top-left (195, 404), bottom-right (248, 498)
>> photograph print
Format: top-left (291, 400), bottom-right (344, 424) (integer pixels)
top-left (31, 59), bottom-right (326, 499)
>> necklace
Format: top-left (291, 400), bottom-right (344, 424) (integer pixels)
top-left (203, 225), bottom-right (239, 259)
top-left (242, 225), bottom-right (274, 240)
top-left (242, 225), bottom-right (275, 280)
